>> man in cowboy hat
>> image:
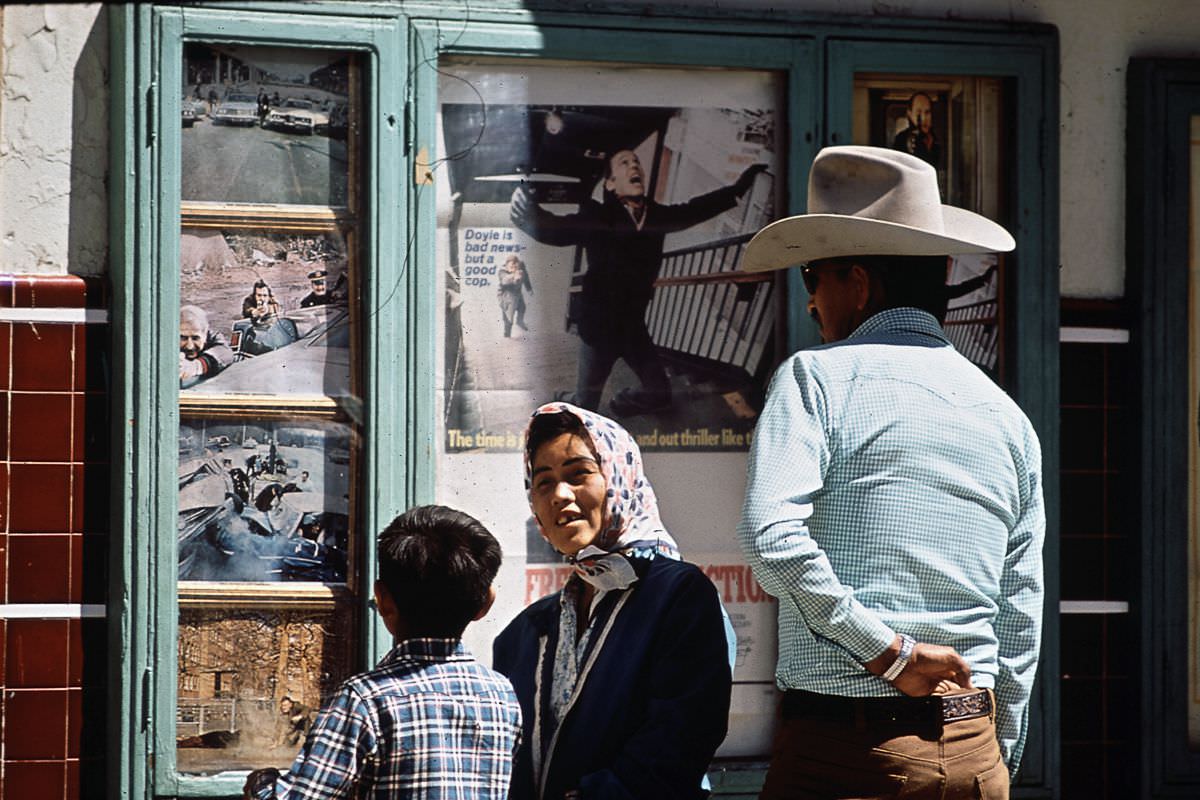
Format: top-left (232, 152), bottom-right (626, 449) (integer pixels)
top-left (737, 146), bottom-right (1043, 798)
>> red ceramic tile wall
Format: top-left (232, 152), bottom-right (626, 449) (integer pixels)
top-left (0, 275), bottom-right (109, 799)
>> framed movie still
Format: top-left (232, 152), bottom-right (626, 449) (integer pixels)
top-left (178, 225), bottom-right (357, 404)
top-left (181, 44), bottom-right (358, 211)
top-left (853, 73), bottom-right (1010, 380)
top-left (175, 599), bottom-right (357, 774)
top-left (436, 60), bottom-right (783, 454)
top-left (177, 412), bottom-right (359, 586)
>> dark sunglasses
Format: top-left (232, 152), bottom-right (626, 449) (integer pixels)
top-left (800, 263), bottom-right (850, 295)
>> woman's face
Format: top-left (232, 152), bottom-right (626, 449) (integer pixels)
top-left (530, 432), bottom-right (607, 556)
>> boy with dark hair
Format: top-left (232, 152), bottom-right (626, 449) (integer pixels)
top-left (244, 505), bottom-right (521, 799)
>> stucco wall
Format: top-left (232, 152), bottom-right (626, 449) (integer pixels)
top-left (0, 5), bottom-right (106, 276)
top-left (2, 2), bottom-right (1200, 294)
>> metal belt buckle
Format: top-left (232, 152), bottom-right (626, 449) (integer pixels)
top-left (939, 690), bottom-right (992, 723)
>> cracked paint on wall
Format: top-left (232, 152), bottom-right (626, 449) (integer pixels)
top-left (0, 5), bottom-right (107, 275)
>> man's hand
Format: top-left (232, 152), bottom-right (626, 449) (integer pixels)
top-left (891, 643), bottom-right (973, 697)
top-left (510, 185), bottom-right (536, 225)
top-left (734, 163), bottom-right (769, 196)
top-left (180, 354), bottom-right (204, 381)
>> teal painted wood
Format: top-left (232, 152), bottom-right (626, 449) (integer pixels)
top-left (150, 10), bottom-right (186, 794)
top-left (193, 0), bottom-right (1057, 46)
top-left (1129, 58), bottom-right (1200, 798)
top-left (410, 17), bottom-right (808, 68)
top-left (108, 6), bottom-right (153, 799)
top-left (785, 37), bottom-right (824, 356)
top-left (360, 13), bottom-right (410, 669)
top-left (404, 20), bottom-right (445, 609)
top-left (825, 37), bottom-right (1060, 799)
top-left (114, 5), bottom-right (1062, 798)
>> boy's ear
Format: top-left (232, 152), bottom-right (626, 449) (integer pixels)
top-left (373, 580), bottom-right (399, 636)
top-left (472, 585), bottom-right (497, 621)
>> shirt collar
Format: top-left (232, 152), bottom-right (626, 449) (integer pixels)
top-left (379, 637), bottom-right (472, 667)
top-left (848, 307), bottom-right (951, 345)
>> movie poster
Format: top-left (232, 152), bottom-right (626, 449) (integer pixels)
top-left (436, 63), bottom-right (781, 454)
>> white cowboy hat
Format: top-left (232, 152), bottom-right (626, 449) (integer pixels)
top-left (739, 146), bottom-right (1014, 272)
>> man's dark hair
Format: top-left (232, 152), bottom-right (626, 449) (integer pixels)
top-left (377, 505), bottom-right (502, 638)
top-left (907, 91), bottom-right (934, 111)
top-left (252, 279), bottom-right (272, 294)
top-left (603, 149), bottom-right (638, 181)
top-left (603, 152), bottom-right (619, 181)
top-left (525, 410), bottom-right (591, 467)
top-left (830, 254), bottom-right (950, 322)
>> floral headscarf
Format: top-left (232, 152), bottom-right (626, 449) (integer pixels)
top-left (524, 402), bottom-right (680, 574)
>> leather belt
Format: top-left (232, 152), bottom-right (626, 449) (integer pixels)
top-left (781, 689), bottom-right (993, 727)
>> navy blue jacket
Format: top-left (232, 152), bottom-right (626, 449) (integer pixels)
top-left (493, 557), bottom-right (732, 800)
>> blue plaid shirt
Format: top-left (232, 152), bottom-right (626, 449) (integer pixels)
top-left (738, 308), bottom-right (1044, 772)
top-left (271, 638), bottom-right (522, 798)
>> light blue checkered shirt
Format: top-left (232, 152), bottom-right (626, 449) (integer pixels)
top-left (738, 308), bottom-right (1044, 772)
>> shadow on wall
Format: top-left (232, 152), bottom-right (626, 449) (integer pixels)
top-left (70, 11), bottom-right (110, 799)
top-left (68, 9), bottom-right (109, 278)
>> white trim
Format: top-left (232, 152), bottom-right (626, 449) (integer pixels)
top-left (530, 633), bottom-right (548, 787)
top-left (1059, 600), bottom-right (1129, 614)
top-left (0, 603), bottom-right (106, 619)
top-left (1059, 326), bottom-right (1129, 344)
top-left (0, 308), bottom-right (108, 324)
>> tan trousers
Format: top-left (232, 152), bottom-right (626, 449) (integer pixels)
top-left (759, 694), bottom-right (1009, 800)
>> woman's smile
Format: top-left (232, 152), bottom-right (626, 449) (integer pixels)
top-left (530, 432), bottom-right (607, 556)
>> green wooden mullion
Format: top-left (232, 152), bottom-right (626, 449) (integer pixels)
top-left (405, 20), bottom-right (437, 518)
top-left (150, 7), bottom-right (187, 794)
top-left (405, 19), bottom-right (443, 550)
top-left (109, 4), bottom-right (155, 798)
top-left (177, 5), bottom-right (394, 47)
top-left (785, 36), bottom-right (824, 356)
top-left (361, 15), bottom-right (408, 666)
top-left (412, 18), bottom-right (800, 70)
top-left (1006, 38), bottom-right (1060, 798)
top-left (1128, 59), bottom-right (1200, 795)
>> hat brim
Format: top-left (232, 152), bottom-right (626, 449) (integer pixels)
top-left (739, 206), bottom-right (1015, 273)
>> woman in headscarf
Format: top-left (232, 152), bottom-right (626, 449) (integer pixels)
top-left (492, 402), bottom-right (732, 800)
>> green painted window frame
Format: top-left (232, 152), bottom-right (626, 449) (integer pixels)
top-left (1128, 57), bottom-right (1200, 798)
top-left (110, 4), bottom-right (409, 797)
top-left (110, 4), bottom-right (1058, 798)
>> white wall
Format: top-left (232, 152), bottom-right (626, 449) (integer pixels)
top-left (0, 5), bottom-right (106, 276)
top-left (3, 1), bottom-right (1200, 288)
